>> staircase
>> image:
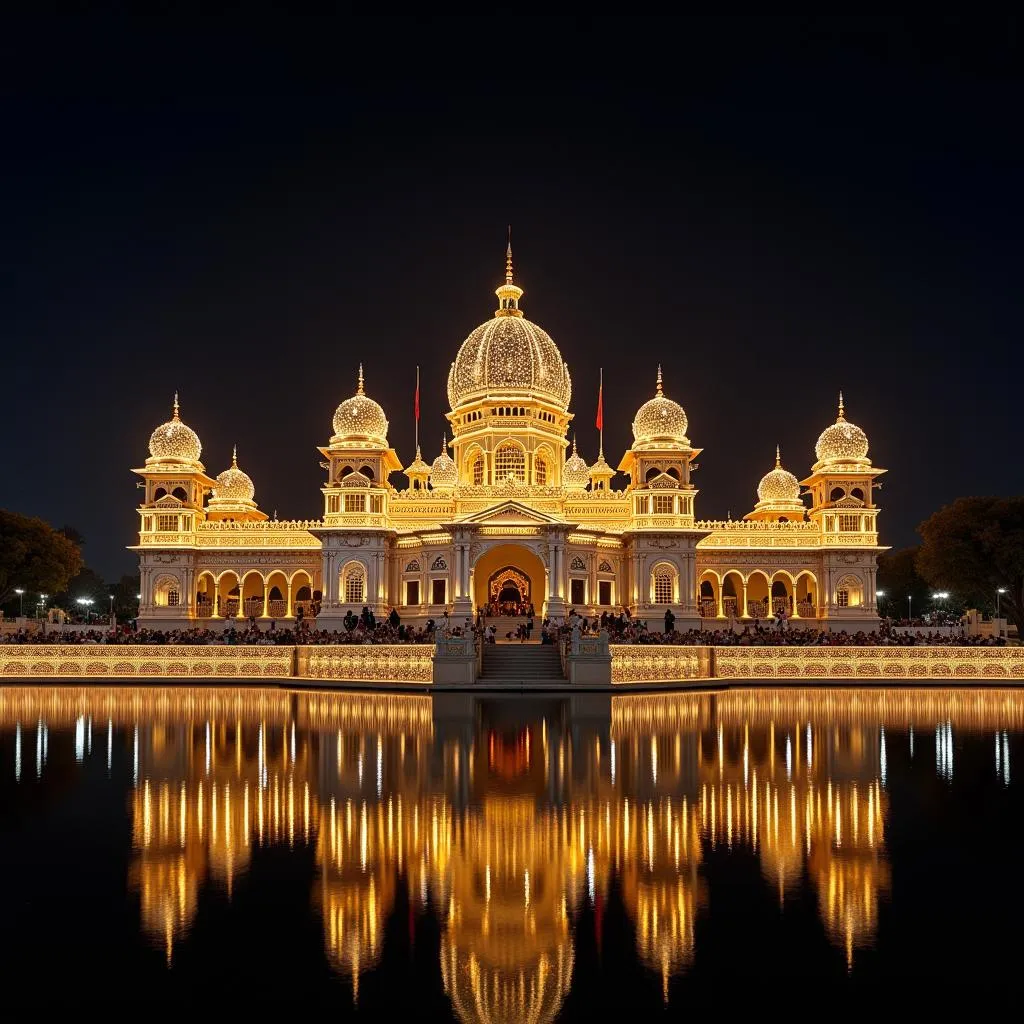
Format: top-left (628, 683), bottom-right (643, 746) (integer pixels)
top-left (480, 642), bottom-right (565, 684)
top-left (485, 616), bottom-right (534, 641)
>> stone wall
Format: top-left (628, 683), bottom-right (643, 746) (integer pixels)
top-left (296, 644), bottom-right (433, 684)
top-left (610, 645), bottom-right (712, 684)
top-left (0, 645), bottom-right (294, 679)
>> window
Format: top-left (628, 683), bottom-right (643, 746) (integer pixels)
top-left (839, 514), bottom-right (860, 532)
top-left (599, 580), bottom-right (612, 606)
top-left (167, 588), bottom-right (180, 607)
top-left (405, 580), bottom-right (420, 606)
top-left (570, 579), bottom-right (586, 605)
top-left (653, 495), bottom-right (674, 514)
top-left (836, 589), bottom-right (849, 608)
top-left (171, 487), bottom-right (188, 501)
top-left (344, 493), bottom-right (365, 513)
top-left (653, 566), bottom-right (674, 604)
top-left (495, 444), bottom-right (525, 482)
top-left (370, 494), bottom-right (383, 514)
top-left (471, 453), bottom-right (485, 485)
top-left (343, 565), bottom-right (365, 604)
top-left (535, 457), bottom-right (547, 484)
top-left (157, 514), bottom-right (178, 532)
top-left (636, 496), bottom-right (649, 515)
top-left (144, 516), bottom-right (153, 532)
top-left (830, 487), bottom-right (845, 502)
top-left (432, 578), bottom-right (447, 605)
top-left (327, 494), bottom-right (340, 514)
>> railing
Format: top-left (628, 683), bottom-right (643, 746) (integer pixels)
top-left (700, 599), bottom-right (716, 618)
top-left (747, 600), bottom-right (768, 618)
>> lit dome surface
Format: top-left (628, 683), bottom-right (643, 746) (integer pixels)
top-left (446, 246), bottom-right (571, 411)
top-left (562, 437), bottom-right (590, 489)
top-left (631, 367), bottom-right (688, 445)
top-left (430, 437), bottom-right (458, 489)
top-left (148, 394), bottom-right (202, 464)
top-left (815, 393), bottom-right (869, 464)
top-left (757, 447), bottom-right (801, 503)
top-left (212, 447), bottom-right (256, 504)
top-left (332, 365), bottom-right (389, 443)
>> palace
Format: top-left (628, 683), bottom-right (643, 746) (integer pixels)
top-left (132, 246), bottom-right (885, 631)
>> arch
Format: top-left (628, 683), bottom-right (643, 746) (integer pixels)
top-left (850, 487), bottom-right (865, 502)
top-left (171, 486), bottom-right (188, 501)
top-left (359, 465), bottom-right (375, 481)
top-left (465, 445), bottom-right (485, 486)
top-left (745, 570), bottom-right (771, 619)
top-left (472, 543), bottom-right (547, 615)
top-left (666, 467), bottom-right (681, 481)
top-left (650, 561), bottom-right (678, 605)
top-left (265, 570), bottom-right (289, 619)
top-left (153, 574), bottom-right (181, 609)
top-left (153, 487), bottom-right (167, 501)
top-left (340, 561), bottom-right (366, 608)
top-left (290, 568), bottom-right (314, 618)
top-left (215, 570), bottom-right (240, 618)
top-left (794, 570), bottom-right (819, 617)
top-left (494, 441), bottom-right (526, 483)
top-left (195, 571), bottom-right (216, 618)
top-left (240, 570), bottom-right (266, 619)
top-left (835, 573), bottom-right (864, 609)
top-left (830, 486), bottom-right (845, 502)
top-left (721, 570), bottom-right (744, 620)
top-left (534, 445), bottom-right (553, 486)
top-left (769, 570), bottom-right (795, 617)
top-left (698, 569), bottom-right (722, 619)
top-left (645, 466), bottom-right (661, 483)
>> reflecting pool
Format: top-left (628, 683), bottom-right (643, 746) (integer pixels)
top-left (1, 685), bottom-right (1022, 1011)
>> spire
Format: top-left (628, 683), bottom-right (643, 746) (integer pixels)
top-left (505, 225), bottom-right (513, 284)
top-left (494, 228), bottom-right (524, 316)
top-left (441, 433), bottom-right (448, 454)
top-left (172, 392), bottom-right (180, 420)
top-left (415, 444), bottom-right (422, 460)
top-left (656, 365), bottom-right (664, 396)
top-left (837, 390), bottom-right (845, 421)
top-left (357, 364), bottom-right (365, 395)
top-left (775, 444), bottom-right (781, 468)
top-left (232, 444), bottom-right (238, 468)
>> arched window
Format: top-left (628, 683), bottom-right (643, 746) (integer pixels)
top-left (495, 443), bottom-right (525, 482)
top-left (359, 465), bottom-right (375, 481)
top-left (652, 564), bottom-right (675, 604)
top-left (343, 563), bottom-right (365, 605)
top-left (835, 574), bottom-right (863, 608)
top-left (467, 450), bottom-right (485, 485)
top-left (153, 487), bottom-right (167, 501)
top-left (830, 487), bottom-right (845, 502)
top-left (171, 487), bottom-right (188, 501)
top-left (154, 575), bottom-right (181, 608)
top-left (535, 455), bottom-right (548, 485)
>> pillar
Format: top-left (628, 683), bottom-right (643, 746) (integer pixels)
top-left (716, 580), bottom-right (724, 619)
top-left (741, 579), bottom-right (749, 618)
top-left (261, 577), bottom-right (269, 618)
top-left (285, 578), bottom-right (293, 618)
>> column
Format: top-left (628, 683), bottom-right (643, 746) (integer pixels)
top-left (285, 578), bottom-right (293, 619)
top-left (236, 574), bottom-right (246, 618)
top-left (741, 580), bottom-right (749, 618)
top-left (261, 577), bottom-right (269, 618)
top-left (453, 544), bottom-right (462, 599)
top-left (716, 580), bottom-right (724, 619)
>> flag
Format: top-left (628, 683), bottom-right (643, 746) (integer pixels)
top-left (595, 370), bottom-right (604, 432)
top-left (414, 366), bottom-right (420, 422)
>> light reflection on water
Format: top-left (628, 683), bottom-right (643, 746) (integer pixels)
top-left (0, 685), bottom-right (1021, 1012)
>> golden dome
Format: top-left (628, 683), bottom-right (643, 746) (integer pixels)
top-left (404, 445), bottom-right (431, 478)
top-left (815, 393), bottom-right (869, 465)
top-left (148, 394), bottom-right (202, 465)
top-left (631, 367), bottom-right (688, 445)
top-left (446, 246), bottom-right (572, 411)
top-left (210, 447), bottom-right (256, 505)
top-left (589, 449), bottom-right (615, 481)
top-left (430, 436), bottom-right (458, 489)
top-left (757, 446), bottom-right (801, 504)
top-left (332, 365), bottom-right (389, 443)
top-left (563, 437), bottom-right (590, 490)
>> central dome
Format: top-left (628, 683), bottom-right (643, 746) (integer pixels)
top-left (446, 246), bottom-right (571, 411)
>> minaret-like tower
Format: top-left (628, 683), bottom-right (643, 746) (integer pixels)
top-left (403, 445), bottom-right (431, 490)
top-left (801, 393), bottom-right (886, 621)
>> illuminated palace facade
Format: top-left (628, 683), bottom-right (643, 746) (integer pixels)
top-left (133, 248), bottom-right (885, 630)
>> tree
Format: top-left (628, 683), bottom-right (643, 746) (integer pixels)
top-left (877, 546), bottom-right (933, 618)
top-left (917, 497), bottom-right (1024, 635)
top-left (113, 574), bottom-right (141, 618)
top-left (56, 566), bottom-right (109, 614)
top-left (0, 510), bottom-right (84, 607)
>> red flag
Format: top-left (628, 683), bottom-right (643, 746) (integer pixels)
top-left (414, 366), bottom-right (420, 422)
top-left (595, 373), bottom-right (603, 432)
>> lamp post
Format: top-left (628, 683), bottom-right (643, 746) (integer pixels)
top-left (76, 597), bottom-right (94, 623)
top-left (38, 594), bottom-right (47, 619)
top-left (907, 594), bottom-right (912, 624)
top-left (14, 588), bottom-right (24, 616)
top-left (932, 591), bottom-right (949, 624)
top-left (996, 587), bottom-right (1007, 620)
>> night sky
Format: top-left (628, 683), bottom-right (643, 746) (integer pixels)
top-left (2, 16), bottom-right (1021, 579)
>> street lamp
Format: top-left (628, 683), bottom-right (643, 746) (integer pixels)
top-left (932, 591), bottom-right (949, 623)
top-left (14, 588), bottom-right (24, 616)
top-left (908, 594), bottom-right (913, 623)
top-left (76, 597), bottom-right (94, 622)
top-left (38, 594), bottom-right (47, 618)
top-left (996, 587), bottom-right (1007, 621)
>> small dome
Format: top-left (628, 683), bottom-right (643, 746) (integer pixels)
top-left (211, 447), bottom-right (256, 504)
top-left (148, 394), bottom-right (202, 464)
top-left (404, 445), bottom-right (431, 479)
top-left (332, 365), bottom-right (388, 443)
top-left (632, 367), bottom-right (688, 445)
top-left (757, 446), bottom-right (801, 503)
top-left (563, 437), bottom-right (590, 489)
top-left (815, 393), bottom-right (869, 464)
top-left (429, 436), bottom-right (458, 489)
top-left (589, 449), bottom-right (615, 480)
top-left (446, 245), bottom-right (572, 411)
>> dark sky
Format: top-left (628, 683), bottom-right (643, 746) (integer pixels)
top-left (2, 16), bottom-right (1021, 579)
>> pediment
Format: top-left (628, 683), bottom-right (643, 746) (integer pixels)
top-left (154, 495), bottom-right (183, 508)
top-left (456, 500), bottom-right (565, 526)
top-left (831, 496), bottom-right (864, 508)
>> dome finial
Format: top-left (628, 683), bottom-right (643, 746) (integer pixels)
top-left (837, 390), bottom-right (845, 421)
top-left (775, 444), bottom-right (781, 468)
top-left (505, 225), bottom-right (513, 284)
top-left (232, 444), bottom-right (238, 468)
top-left (572, 434), bottom-right (578, 455)
top-left (656, 365), bottom-right (664, 396)
top-left (172, 392), bottom-right (180, 420)
top-left (357, 364), bottom-right (365, 395)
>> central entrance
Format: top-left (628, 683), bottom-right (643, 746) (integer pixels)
top-left (472, 543), bottom-right (547, 616)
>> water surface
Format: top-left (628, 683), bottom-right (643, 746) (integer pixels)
top-left (1, 685), bottom-right (1021, 1011)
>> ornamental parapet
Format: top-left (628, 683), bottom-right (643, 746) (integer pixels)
top-left (0, 645), bottom-right (295, 679)
top-left (196, 521), bottom-right (321, 548)
top-left (296, 644), bottom-right (433, 684)
top-left (697, 520), bottom-right (820, 548)
top-left (611, 645), bottom-right (711, 683)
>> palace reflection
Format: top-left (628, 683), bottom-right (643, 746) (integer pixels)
top-left (3, 685), bottom-right (1022, 1016)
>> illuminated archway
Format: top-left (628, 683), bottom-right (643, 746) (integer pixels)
top-left (472, 544), bottom-right (547, 615)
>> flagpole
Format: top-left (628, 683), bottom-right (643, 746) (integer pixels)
top-left (415, 365), bottom-right (420, 452)
top-left (598, 367), bottom-right (604, 456)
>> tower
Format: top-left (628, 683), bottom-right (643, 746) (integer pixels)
top-left (801, 394), bottom-right (886, 623)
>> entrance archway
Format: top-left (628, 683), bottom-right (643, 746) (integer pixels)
top-left (472, 543), bottom-right (547, 616)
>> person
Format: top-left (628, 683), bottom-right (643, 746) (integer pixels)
top-left (526, 614), bottom-right (534, 640)
top-left (388, 606), bottom-right (400, 629)
top-left (664, 608), bottom-right (675, 634)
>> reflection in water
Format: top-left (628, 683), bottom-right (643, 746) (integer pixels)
top-left (2, 685), bottom-right (1022, 1014)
